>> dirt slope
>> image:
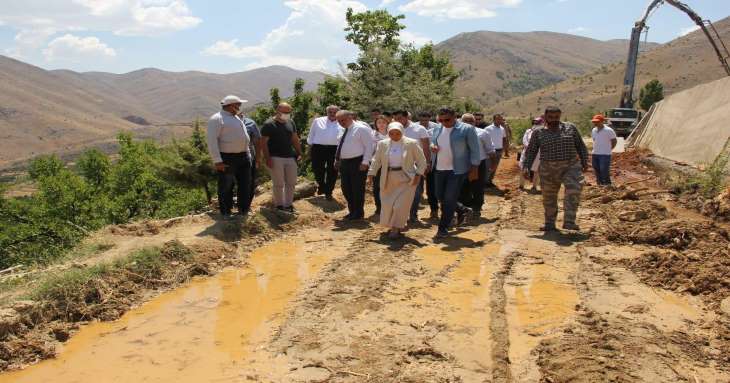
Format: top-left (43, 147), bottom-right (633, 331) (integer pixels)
top-left (493, 15), bottom-right (730, 117)
top-left (0, 56), bottom-right (324, 168)
top-left (437, 31), bottom-right (658, 106)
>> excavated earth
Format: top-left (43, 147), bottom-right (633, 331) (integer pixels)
top-left (0, 151), bottom-right (729, 382)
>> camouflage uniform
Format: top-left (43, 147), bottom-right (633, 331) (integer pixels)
top-left (523, 122), bottom-right (589, 228)
top-left (539, 160), bottom-right (584, 226)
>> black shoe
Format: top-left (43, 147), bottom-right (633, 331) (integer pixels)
top-left (562, 223), bottom-right (580, 231)
top-left (325, 194), bottom-right (334, 201)
top-left (221, 213), bottom-right (234, 221)
top-left (540, 224), bottom-right (558, 232)
top-left (276, 205), bottom-right (286, 211)
top-left (435, 230), bottom-right (449, 239)
top-left (285, 206), bottom-right (295, 213)
top-left (457, 207), bottom-right (472, 225)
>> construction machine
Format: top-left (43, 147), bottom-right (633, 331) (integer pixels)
top-left (608, 0), bottom-right (730, 137)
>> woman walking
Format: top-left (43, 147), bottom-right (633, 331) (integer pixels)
top-left (368, 122), bottom-right (427, 239)
top-left (371, 115), bottom-right (389, 215)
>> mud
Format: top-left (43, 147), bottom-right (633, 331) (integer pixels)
top-left (2, 150), bottom-right (730, 381)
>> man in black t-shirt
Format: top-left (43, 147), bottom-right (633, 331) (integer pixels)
top-left (261, 103), bottom-right (303, 212)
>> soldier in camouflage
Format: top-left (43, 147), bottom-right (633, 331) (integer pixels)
top-left (522, 106), bottom-right (589, 231)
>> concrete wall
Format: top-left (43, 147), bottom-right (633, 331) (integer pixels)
top-left (630, 76), bottom-right (730, 171)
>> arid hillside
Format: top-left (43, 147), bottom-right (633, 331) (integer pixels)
top-left (437, 31), bottom-right (658, 106)
top-left (492, 16), bottom-right (730, 117)
top-left (0, 57), bottom-right (324, 168)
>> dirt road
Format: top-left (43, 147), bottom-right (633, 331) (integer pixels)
top-left (2, 158), bottom-right (729, 382)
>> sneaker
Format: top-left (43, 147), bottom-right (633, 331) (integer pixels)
top-left (457, 207), bottom-right (473, 225)
top-left (562, 222), bottom-right (581, 231)
top-left (540, 224), bottom-right (558, 232)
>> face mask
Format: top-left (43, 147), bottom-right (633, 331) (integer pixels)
top-left (279, 113), bottom-right (291, 122)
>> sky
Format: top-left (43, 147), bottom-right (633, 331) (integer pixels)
top-left (0, 0), bottom-right (728, 74)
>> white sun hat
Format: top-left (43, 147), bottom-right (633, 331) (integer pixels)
top-left (220, 95), bottom-right (248, 106)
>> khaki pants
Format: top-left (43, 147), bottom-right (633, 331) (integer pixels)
top-left (539, 160), bottom-right (583, 226)
top-left (270, 156), bottom-right (297, 207)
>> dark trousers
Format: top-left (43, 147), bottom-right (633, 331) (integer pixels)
top-left (435, 170), bottom-right (467, 232)
top-left (459, 160), bottom-right (487, 212)
top-left (340, 156), bottom-right (367, 218)
top-left (242, 157), bottom-right (257, 213)
top-left (426, 170), bottom-right (439, 213)
top-left (486, 149), bottom-right (503, 184)
top-left (311, 144), bottom-right (338, 195)
top-left (592, 154), bottom-right (612, 185)
top-left (218, 152), bottom-right (252, 215)
top-left (409, 178), bottom-right (424, 220)
top-left (373, 170), bottom-right (382, 212)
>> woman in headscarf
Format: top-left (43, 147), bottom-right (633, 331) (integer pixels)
top-left (519, 116), bottom-right (544, 192)
top-left (368, 122), bottom-right (428, 239)
top-left (371, 115), bottom-right (390, 215)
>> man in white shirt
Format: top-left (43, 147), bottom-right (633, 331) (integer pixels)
top-left (461, 114), bottom-right (497, 216)
top-left (207, 95), bottom-right (252, 219)
top-left (590, 114), bottom-right (618, 186)
top-left (394, 110), bottom-right (431, 223)
top-left (484, 114), bottom-right (510, 188)
top-left (418, 111), bottom-right (440, 218)
top-left (336, 110), bottom-right (375, 220)
top-left (307, 105), bottom-right (342, 200)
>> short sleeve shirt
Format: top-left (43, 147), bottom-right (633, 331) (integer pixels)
top-left (261, 118), bottom-right (297, 158)
top-left (591, 126), bottom-right (617, 155)
top-left (405, 122), bottom-right (430, 141)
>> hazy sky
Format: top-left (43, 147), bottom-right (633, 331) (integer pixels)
top-left (1, 0), bottom-right (727, 74)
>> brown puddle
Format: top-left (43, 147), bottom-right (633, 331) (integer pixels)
top-left (1, 237), bottom-right (335, 383)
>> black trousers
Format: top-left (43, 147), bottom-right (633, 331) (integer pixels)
top-left (311, 144), bottom-right (338, 195)
top-left (218, 152), bottom-right (252, 215)
top-left (340, 156), bottom-right (367, 218)
top-left (426, 170), bottom-right (438, 213)
top-left (459, 160), bottom-right (487, 212)
top-left (242, 157), bottom-right (257, 213)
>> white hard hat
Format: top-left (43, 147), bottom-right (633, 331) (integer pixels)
top-left (220, 95), bottom-right (248, 106)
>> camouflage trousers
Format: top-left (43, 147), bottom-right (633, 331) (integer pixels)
top-left (538, 160), bottom-right (584, 226)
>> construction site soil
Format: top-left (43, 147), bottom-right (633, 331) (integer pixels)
top-left (0, 150), bottom-right (728, 382)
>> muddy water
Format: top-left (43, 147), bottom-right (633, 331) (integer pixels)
top-left (2, 236), bottom-right (336, 383)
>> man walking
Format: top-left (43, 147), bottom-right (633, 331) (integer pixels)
top-left (485, 114), bottom-right (509, 187)
top-left (336, 110), bottom-right (374, 220)
top-left (307, 105), bottom-right (342, 200)
top-left (590, 114), bottom-right (617, 186)
top-left (237, 111), bottom-right (262, 213)
top-left (261, 103), bottom-right (303, 213)
top-left (460, 113), bottom-right (497, 217)
top-left (431, 107), bottom-right (481, 238)
top-left (523, 106), bottom-right (589, 231)
top-left (207, 95), bottom-right (251, 219)
top-left (393, 110), bottom-right (431, 223)
top-left (418, 111), bottom-right (440, 219)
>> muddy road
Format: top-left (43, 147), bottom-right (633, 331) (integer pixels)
top-left (2, 158), bottom-right (730, 382)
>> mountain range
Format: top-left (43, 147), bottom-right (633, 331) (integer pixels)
top-left (2, 15), bottom-right (729, 168)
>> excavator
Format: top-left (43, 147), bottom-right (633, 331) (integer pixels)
top-left (608, 0), bottom-right (730, 137)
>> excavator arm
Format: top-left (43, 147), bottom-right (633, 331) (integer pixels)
top-left (619, 0), bottom-right (730, 109)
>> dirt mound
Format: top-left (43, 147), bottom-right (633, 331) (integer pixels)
top-left (701, 187), bottom-right (730, 221)
top-left (626, 248), bottom-right (730, 304)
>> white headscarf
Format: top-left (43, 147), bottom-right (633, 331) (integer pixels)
top-left (387, 122), bottom-right (404, 134)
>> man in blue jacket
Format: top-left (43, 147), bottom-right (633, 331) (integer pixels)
top-left (430, 107), bottom-right (482, 238)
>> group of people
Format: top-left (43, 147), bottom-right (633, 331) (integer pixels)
top-left (207, 95), bottom-right (617, 239)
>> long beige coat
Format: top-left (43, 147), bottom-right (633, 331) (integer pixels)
top-left (368, 137), bottom-right (428, 190)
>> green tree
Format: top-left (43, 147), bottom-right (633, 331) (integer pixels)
top-left (317, 76), bottom-right (348, 112)
top-left (345, 8), bottom-right (405, 53)
top-left (639, 79), bottom-right (664, 111)
top-left (270, 87), bottom-right (281, 110)
top-left (77, 148), bottom-right (111, 189)
top-left (28, 155), bottom-right (64, 180)
top-left (290, 78), bottom-right (315, 136)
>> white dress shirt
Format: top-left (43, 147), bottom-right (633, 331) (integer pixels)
top-left (206, 110), bottom-right (250, 163)
top-left (388, 141), bottom-right (404, 167)
top-left (404, 122), bottom-right (430, 141)
top-left (337, 122), bottom-right (375, 165)
top-left (307, 116), bottom-right (342, 146)
top-left (485, 124), bottom-right (505, 150)
top-left (476, 127), bottom-right (496, 161)
top-left (436, 127), bottom-right (454, 171)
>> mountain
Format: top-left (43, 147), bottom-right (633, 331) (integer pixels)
top-left (0, 56), bottom-right (325, 168)
top-left (436, 31), bottom-right (659, 106)
top-left (492, 16), bottom-right (730, 117)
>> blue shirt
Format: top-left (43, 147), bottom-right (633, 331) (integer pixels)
top-left (243, 117), bottom-right (260, 158)
top-left (430, 121), bottom-right (481, 175)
